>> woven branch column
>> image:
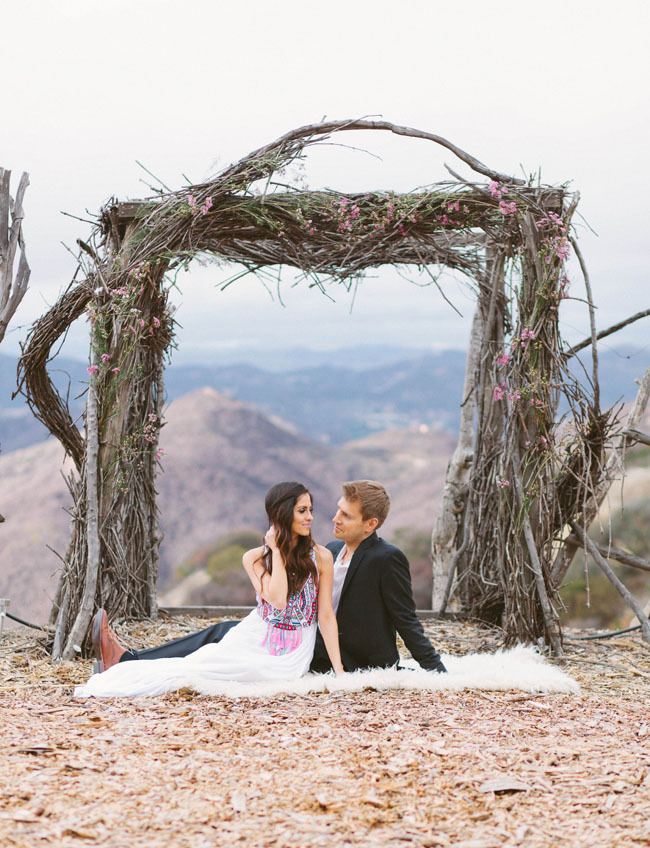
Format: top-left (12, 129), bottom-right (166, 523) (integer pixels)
top-left (52, 245), bottom-right (172, 659)
top-left (458, 197), bottom-right (574, 649)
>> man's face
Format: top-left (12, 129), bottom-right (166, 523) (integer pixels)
top-left (332, 496), bottom-right (376, 545)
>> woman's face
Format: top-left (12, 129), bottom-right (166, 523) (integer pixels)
top-left (291, 492), bottom-right (313, 538)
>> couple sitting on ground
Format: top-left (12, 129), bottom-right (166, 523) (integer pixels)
top-left (75, 480), bottom-right (446, 698)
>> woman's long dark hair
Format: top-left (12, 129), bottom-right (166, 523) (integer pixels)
top-left (257, 481), bottom-right (318, 598)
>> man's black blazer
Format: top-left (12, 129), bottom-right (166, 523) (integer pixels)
top-left (310, 532), bottom-right (445, 673)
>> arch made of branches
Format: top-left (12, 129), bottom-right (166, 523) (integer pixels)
top-left (16, 120), bottom-right (626, 658)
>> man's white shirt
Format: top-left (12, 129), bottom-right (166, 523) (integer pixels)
top-left (330, 544), bottom-right (351, 614)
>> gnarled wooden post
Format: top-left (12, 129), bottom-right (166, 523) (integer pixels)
top-left (0, 168), bottom-right (30, 345)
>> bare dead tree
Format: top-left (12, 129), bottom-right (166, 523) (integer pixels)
top-left (0, 168), bottom-right (30, 344)
top-left (1, 167), bottom-right (30, 523)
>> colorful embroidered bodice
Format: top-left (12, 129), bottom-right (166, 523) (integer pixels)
top-left (256, 551), bottom-right (318, 655)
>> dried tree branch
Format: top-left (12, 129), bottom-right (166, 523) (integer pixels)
top-left (216, 118), bottom-right (526, 188)
top-left (566, 307), bottom-right (650, 357)
top-left (570, 237), bottom-right (599, 410)
top-left (570, 521), bottom-right (650, 646)
top-left (563, 535), bottom-right (650, 573)
top-left (624, 428), bottom-right (650, 447)
top-left (512, 447), bottom-right (563, 655)
top-left (58, 352), bottom-right (101, 660)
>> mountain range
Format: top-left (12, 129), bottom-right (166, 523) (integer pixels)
top-left (1, 345), bottom-right (647, 452)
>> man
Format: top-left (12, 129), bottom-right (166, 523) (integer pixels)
top-left (92, 480), bottom-right (446, 675)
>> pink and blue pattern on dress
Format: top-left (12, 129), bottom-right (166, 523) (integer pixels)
top-left (257, 567), bottom-right (318, 656)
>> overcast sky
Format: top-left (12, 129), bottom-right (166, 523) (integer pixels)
top-left (2, 0), bottom-right (649, 367)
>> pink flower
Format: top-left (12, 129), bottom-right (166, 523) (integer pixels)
top-left (499, 480), bottom-right (510, 488)
top-left (488, 181), bottom-right (502, 198)
top-left (112, 368), bottom-right (120, 375)
top-left (499, 200), bottom-right (517, 216)
top-left (87, 365), bottom-right (99, 375)
top-left (493, 385), bottom-right (505, 402)
top-left (101, 353), bottom-right (111, 363)
top-left (496, 353), bottom-right (510, 365)
top-left (152, 317), bottom-right (161, 328)
top-left (187, 194), bottom-right (196, 207)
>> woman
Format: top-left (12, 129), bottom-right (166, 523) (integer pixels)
top-left (74, 482), bottom-right (343, 698)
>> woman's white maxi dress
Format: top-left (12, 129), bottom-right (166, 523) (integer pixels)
top-left (74, 572), bottom-right (318, 699)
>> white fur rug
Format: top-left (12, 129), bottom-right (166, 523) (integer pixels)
top-left (190, 645), bottom-right (579, 699)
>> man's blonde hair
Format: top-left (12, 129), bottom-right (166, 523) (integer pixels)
top-left (342, 480), bottom-right (390, 528)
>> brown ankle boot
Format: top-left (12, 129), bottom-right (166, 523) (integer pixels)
top-left (91, 609), bottom-right (125, 672)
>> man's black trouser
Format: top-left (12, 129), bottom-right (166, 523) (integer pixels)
top-left (119, 620), bottom-right (240, 662)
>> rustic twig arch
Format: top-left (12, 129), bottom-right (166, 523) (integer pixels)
top-left (17, 120), bottom-right (629, 658)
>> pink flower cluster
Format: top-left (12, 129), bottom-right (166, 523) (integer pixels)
top-left (127, 263), bottom-right (150, 283)
top-left (305, 193), bottom-right (421, 244)
top-left (498, 200), bottom-right (517, 216)
top-left (493, 381), bottom-right (523, 405)
top-left (296, 206), bottom-right (316, 235)
top-left (88, 353), bottom-right (121, 379)
top-left (337, 197), bottom-right (361, 230)
top-left (143, 413), bottom-right (159, 444)
top-left (437, 198), bottom-right (467, 229)
top-left (368, 194), bottom-right (417, 237)
top-left (488, 181), bottom-right (503, 199)
top-left (511, 327), bottom-right (536, 352)
top-left (523, 434), bottom-right (551, 453)
top-left (187, 194), bottom-right (213, 216)
top-left (536, 211), bottom-right (570, 264)
top-left (496, 352), bottom-right (510, 365)
top-left (559, 274), bottom-right (570, 299)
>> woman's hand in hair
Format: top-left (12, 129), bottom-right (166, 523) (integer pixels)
top-left (264, 525), bottom-right (279, 551)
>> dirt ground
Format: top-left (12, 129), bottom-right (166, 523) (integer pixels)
top-left (1, 617), bottom-right (649, 848)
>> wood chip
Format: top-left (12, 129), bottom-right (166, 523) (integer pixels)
top-left (478, 776), bottom-right (532, 793)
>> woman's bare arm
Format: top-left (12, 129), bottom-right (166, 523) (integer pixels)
top-left (315, 545), bottom-right (344, 675)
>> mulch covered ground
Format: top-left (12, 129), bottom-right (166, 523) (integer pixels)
top-left (1, 618), bottom-right (649, 848)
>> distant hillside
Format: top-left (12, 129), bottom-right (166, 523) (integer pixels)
top-left (1, 346), bottom-right (647, 451)
top-left (0, 387), bottom-right (455, 624)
